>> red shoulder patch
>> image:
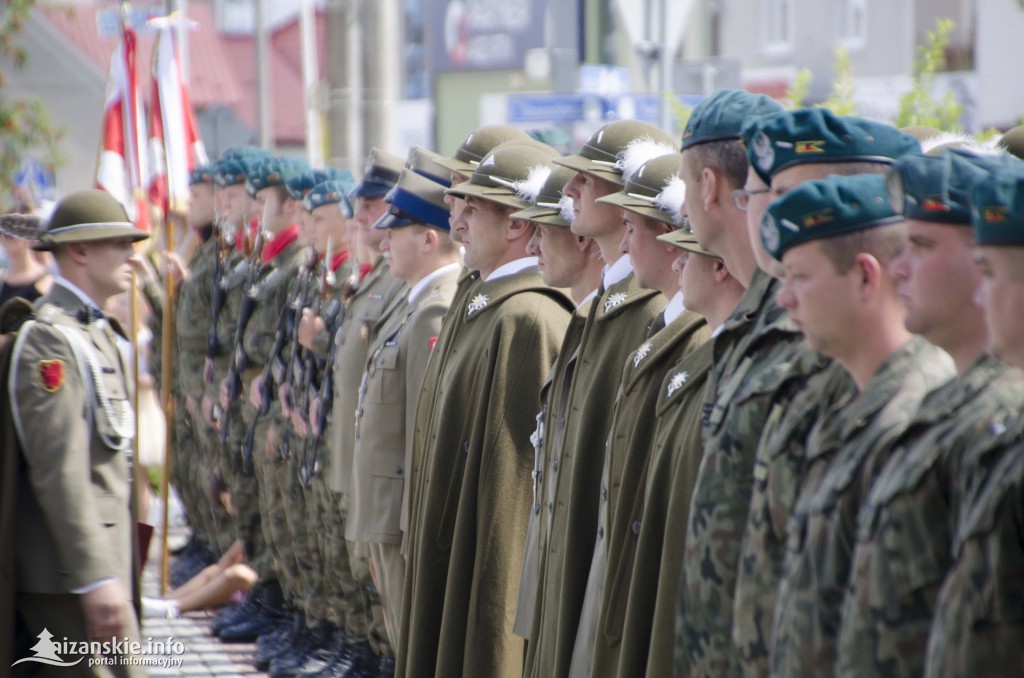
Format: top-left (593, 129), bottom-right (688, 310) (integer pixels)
top-left (429, 336), bottom-right (439, 352)
top-left (39, 359), bottom-right (64, 392)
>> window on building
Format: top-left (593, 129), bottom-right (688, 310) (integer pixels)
top-left (839, 0), bottom-right (867, 47)
top-left (764, 0), bottom-right (794, 52)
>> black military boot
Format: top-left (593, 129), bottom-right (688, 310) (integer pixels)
top-left (268, 623), bottom-right (325, 677)
top-left (375, 653), bottom-right (395, 678)
top-left (212, 585), bottom-right (264, 635)
top-left (255, 611), bottom-right (302, 670)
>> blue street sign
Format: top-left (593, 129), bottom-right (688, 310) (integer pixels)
top-left (15, 157), bottom-right (55, 202)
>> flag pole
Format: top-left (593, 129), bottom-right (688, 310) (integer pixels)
top-left (159, 211), bottom-right (176, 595)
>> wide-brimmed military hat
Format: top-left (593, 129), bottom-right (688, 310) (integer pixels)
top-left (406, 146), bottom-right (453, 187)
top-left (446, 142), bottom-right (560, 210)
top-left (886, 150), bottom-right (1005, 224)
top-left (189, 164), bottom-right (214, 186)
top-left (0, 213), bottom-right (42, 242)
top-left (745, 109), bottom-right (919, 181)
top-left (998, 125), bottom-right (1024, 161)
top-left (682, 89), bottom-right (785, 151)
top-left (373, 170), bottom-right (451, 231)
top-left (436, 125), bottom-right (533, 175)
top-left (350, 148), bottom-right (405, 199)
top-left (970, 162), bottom-right (1024, 246)
top-left (304, 180), bottom-right (354, 218)
top-left (509, 164), bottom-right (576, 228)
top-left (597, 152), bottom-right (686, 227)
top-left (657, 226), bottom-right (719, 258)
top-left (761, 174), bottom-right (902, 260)
top-left (33, 189), bottom-right (149, 252)
top-left (553, 120), bottom-right (675, 186)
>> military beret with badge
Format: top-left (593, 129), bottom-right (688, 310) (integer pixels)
top-left (189, 164), bottom-right (214, 186)
top-left (886, 150), bottom-right (1010, 225)
top-left (682, 88), bottom-right (785, 151)
top-left (305, 180), bottom-right (355, 218)
top-left (745, 108), bottom-right (920, 182)
top-left (761, 173), bottom-right (902, 260)
top-left (970, 162), bottom-right (1024, 246)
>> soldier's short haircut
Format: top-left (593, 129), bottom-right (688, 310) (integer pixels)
top-left (818, 222), bottom-right (908, 274)
top-left (686, 139), bottom-right (748, 190)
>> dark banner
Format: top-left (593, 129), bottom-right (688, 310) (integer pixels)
top-left (427, 0), bottom-right (548, 72)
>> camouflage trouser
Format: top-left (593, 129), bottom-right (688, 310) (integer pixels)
top-left (317, 480), bottom-right (368, 638)
top-left (223, 400), bottom-right (274, 582)
top-left (192, 416), bottom-right (236, 556)
top-left (251, 412), bottom-right (303, 605)
top-left (302, 455), bottom-right (340, 628)
top-left (278, 434), bottom-right (320, 617)
top-left (171, 403), bottom-right (205, 540)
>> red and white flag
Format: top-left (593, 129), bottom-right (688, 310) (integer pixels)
top-left (148, 23), bottom-right (208, 217)
top-left (96, 25), bottom-right (149, 230)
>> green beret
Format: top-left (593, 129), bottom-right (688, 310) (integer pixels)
top-left (374, 170), bottom-right (451, 231)
top-left (446, 142), bottom-right (560, 210)
top-left (189, 164), bottom-right (214, 186)
top-left (596, 153), bottom-right (686, 226)
top-left (245, 158), bottom-right (292, 196)
top-left (34, 189), bottom-right (149, 252)
top-left (887, 150), bottom-right (1003, 224)
top-left (762, 174), bottom-right (902, 260)
top-left (970, 163), bottom-right (1024, 246)
top-left (221, 145), bottom-right (270, 162)
top-left (553, 120), bottom-right (675, 186)
top-left (287, 170), bottom-right (332, 201)
top-left (214, 157), bottom-right (250, 187)
top-left (682, 89), bottom-right (784, 151)
top-left (437, 125), bottom-right (533, 175)
top-left (304, 180), bottom-right (354, 218)
top-left (509, 163), bottom-right (576, 228)
top-left (406, 146), bottom-right (453, 187)
top-left (746, 109), bottom-right (919, 180)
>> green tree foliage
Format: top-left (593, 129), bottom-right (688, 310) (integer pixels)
top-left (820, 47), bottom-right (858, 115)
top-left (666, 92), bottom-right (692, 134)
top-left (0, 0), bottom-right (64, 210)
top-left (785, 68), bottom-right (812, 110)
top-left (895, 17), bottom-right (963, 130)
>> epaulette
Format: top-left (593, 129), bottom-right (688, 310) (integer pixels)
top-left (0, 298), bottom-right (35, 334)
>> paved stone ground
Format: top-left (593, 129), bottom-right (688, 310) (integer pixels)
top-left (138, 493), bottom-right (267, 676)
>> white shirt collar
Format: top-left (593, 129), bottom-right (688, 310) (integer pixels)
top-left (601, 254), bottom-right (633, 290)
top-left (408, 262), bottom-right (462, 303)
top-left (577, 286), bottom-right (599, 311)
top-left (54, 276), bottom-right (103, 311)
top-left (663, 291), bottom-right (686, 326)
top-left (485, 256), bottom-right (538, 282)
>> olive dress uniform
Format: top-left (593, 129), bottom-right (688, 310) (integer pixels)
top-left (2, 190), bottom-right (149, 677)
top-left (348, 264), bottom-right (461, 645)
top-left (397, 264), bottom-right (571, 678)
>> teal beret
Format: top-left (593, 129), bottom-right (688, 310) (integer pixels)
top-left (681, 89), bottom-right (785, 150)
top-left (304, 180), bottom-right (354, 218)
top-left (746, 109), bottom-right (919, 180)
top-left (214, 157), bottom-right (250, 187)
top-left (221, 145), bottom-right (270, 162)
top-left (245, 158), bottom-right (299, 196)
top-left (762, 174), bottom-right (902, 260)
top-left (887, 150), bottom-right (1007, 224)
top-left (189, 164), bottom-right (214, 186)
top-left (970, 163), bottom-right (1024, 246)
top-left (287, 170), bottom-right (332, 201)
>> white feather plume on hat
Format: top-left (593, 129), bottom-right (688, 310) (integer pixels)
top-left (515, 165), bottom-right (552, 205)
top-left (616, 137), bottom-right (678, 184)
top-left (655, 176), bottom-right (688, 226)
top-left (558, 195), bottom-right (575, 224)
top-left (921, 131), bottom-right (1003, 156)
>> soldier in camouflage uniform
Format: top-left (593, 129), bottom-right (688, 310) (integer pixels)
top-left (729, 109), bottom-right (920, 677)
top-left (671, 89), bottom-right (792, 677)
top-left (298, 150), bottom-right (408, 677)
top-left (763, 174), bottom-right (955, 677)
top-left (924, 158), bottom-right (1024, 677)
top-left (835, 151), bottom-right (1024, 677)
